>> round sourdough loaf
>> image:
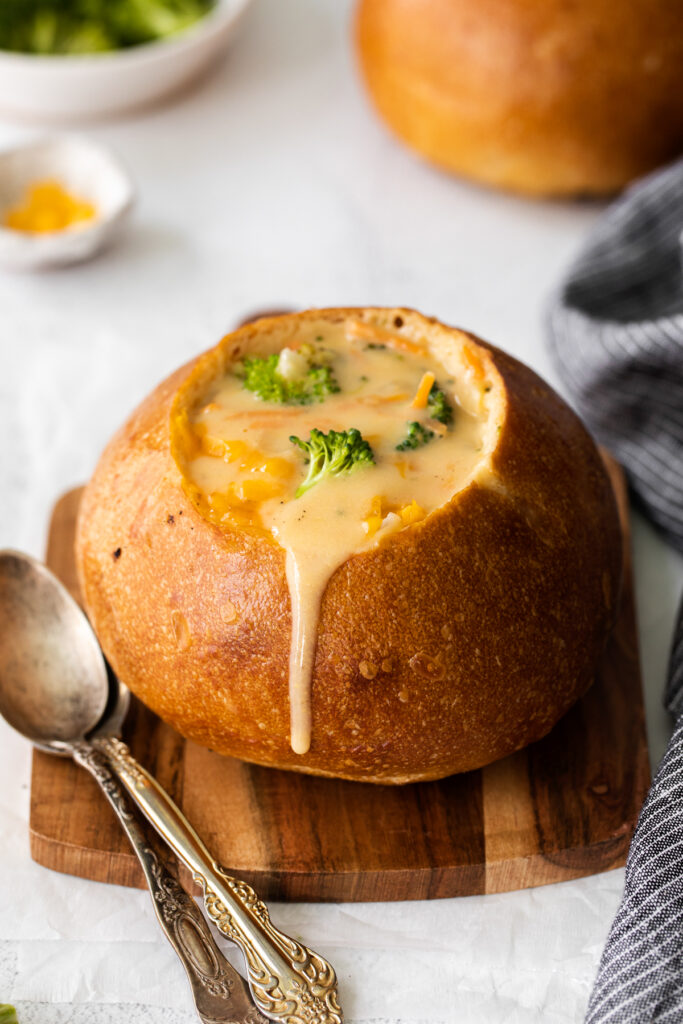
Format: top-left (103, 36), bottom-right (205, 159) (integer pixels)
top-left (355, 0), bottom-right (683, 197)
top-left (75, 308), bottom-right (621, 783)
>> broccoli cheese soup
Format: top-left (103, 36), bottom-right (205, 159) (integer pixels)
top-left (173, 315), bottom-right (496, 754)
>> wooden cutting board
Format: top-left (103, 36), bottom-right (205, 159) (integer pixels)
top-left (30, 458), bottom-right (650, 901)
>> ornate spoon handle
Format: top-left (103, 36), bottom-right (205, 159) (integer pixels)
top-left (93, 735), bottom-right (343, 1024)
top-left (71, 742), bottom-right (267, 1024)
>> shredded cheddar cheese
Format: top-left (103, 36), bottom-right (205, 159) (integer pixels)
top-left (200, 433), bottom-right (247, 460)
top-left (234, 478), bottom-right (283, 502)
top-left (258, 457), bottom-right (295, 480)
top-left (363, 496), bottom-right (425, 534)
top-left (4, 180), bottom-right (97, 234)
top-left (399, 500), bottom-right (425, 525)
top-left (362, 514), bottom-right (382, 536)
top-left (363, 495), bottom-right (384, 536)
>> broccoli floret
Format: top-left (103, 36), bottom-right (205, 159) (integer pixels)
top-left (395, 380), bottom-right (452, 450)
top-left (396, 421), bottom-right (435, 451)
top-left (0, 1006), bottom-right (19, 1024)
top-left (427, 382), bottom-right (453, 426)
top-left (289, 428), bottom-right (375, 497)
top-left (239, 352), bottom-right (340, 405)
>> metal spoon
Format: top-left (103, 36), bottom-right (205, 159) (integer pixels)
top-left (0, 550), bottom-right (343, 1024)
top-left (0, 550), bottom-right (266, 1024)
top-left (81, 685), bottom-right (268, 1024)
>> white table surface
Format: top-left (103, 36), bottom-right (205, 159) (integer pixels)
top-left (1, 2), bottom-right (682, 1022)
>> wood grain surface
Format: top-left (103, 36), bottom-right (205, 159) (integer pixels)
top-left (30, 458), bottom-right (650, 900)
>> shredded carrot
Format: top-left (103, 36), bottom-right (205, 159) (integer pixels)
top-left (411, 371), bottom-right (435, 409)
top-left (362, 392), bottom-right (410, 405)
top-left (425, 417), bottom-right (448, 437)
top-left (345, 318), bottom-right (426, 356)
top-left (462, 344), bottom-right (486, 380)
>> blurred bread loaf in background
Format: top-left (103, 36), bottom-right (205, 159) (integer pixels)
top-left (355, 0), bottom-right (683, 196)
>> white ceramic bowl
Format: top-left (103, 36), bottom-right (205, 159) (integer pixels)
top-left (0, 137), bottom-right (134, 270)
top-left (0, 0), bottom-right (252, 122)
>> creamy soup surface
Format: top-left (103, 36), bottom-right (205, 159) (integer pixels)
top-left (184, 319), bottom-right (487, 754)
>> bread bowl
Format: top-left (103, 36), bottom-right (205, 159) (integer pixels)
top-left (75, 307), bottom-right (621, 783)
top-left (354, 0), bottom-right (683, 197)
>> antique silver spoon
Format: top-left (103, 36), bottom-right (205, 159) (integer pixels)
top-left (0, 548), bottom-right (266, 1024)
top-left (0, 550), bottom-right (343, 1024)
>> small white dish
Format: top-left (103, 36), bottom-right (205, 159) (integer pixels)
top-left (0, 0), bottom-right (252, 123)
top-left (0, 136), bottom-right (134, 271)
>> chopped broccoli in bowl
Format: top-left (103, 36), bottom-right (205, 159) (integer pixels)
top-left (0, 0), bottom-right (216, 54)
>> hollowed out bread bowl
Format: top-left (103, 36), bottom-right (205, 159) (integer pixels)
top-left (75, 308), bottom-right (621, 783)
top-left (355, 0), bottom-right (683, 197)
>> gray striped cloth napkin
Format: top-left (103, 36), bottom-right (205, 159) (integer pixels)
top-left (547, 158), bottom-right (683, 1023)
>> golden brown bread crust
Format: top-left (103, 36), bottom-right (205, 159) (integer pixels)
top-left (355, 0), bottom-right (683, 196)
top-left (76, 308), bottom-right (621, 783)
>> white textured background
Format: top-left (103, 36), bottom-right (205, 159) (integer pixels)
top-left (1, 1), bottom-right (682, 1022)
